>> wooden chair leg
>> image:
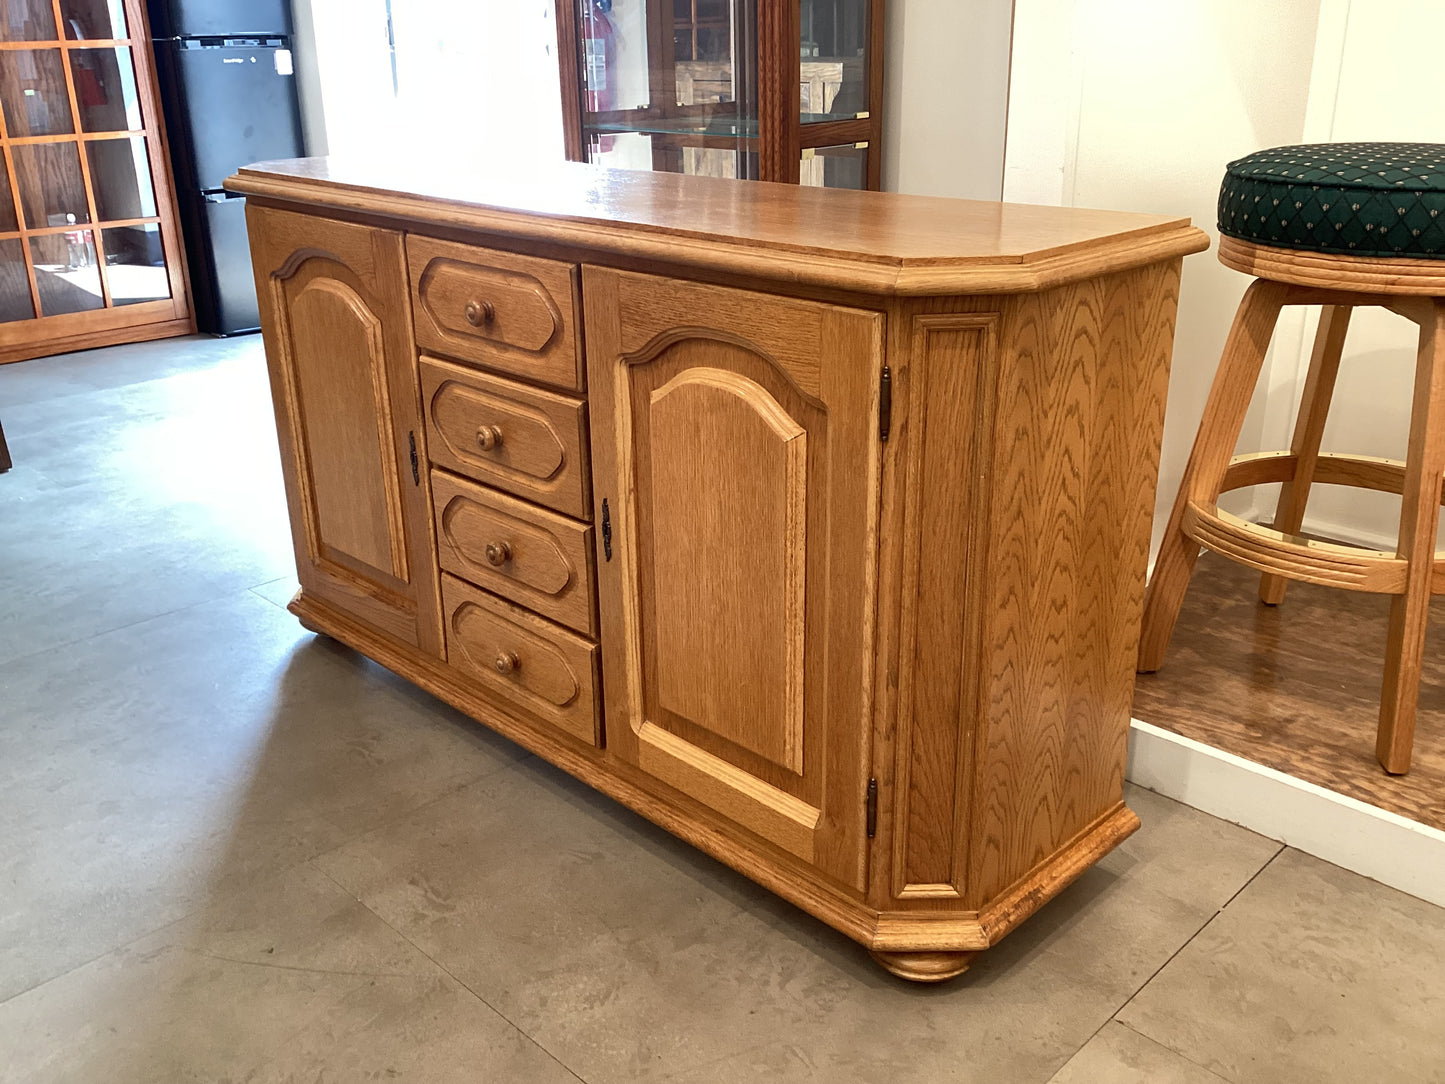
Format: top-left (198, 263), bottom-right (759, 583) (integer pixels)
top-left (1378, 300), bottom-right (1445, 774)
top-left (0, 417), bottom-right (9, 473)
top-left (1138, 279), bottom-right (1289, 672)
top-left (1260, 305), bottom-right (1352, 604)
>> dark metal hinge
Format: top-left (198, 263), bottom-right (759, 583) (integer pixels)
top-left (601, 498), bottom-right (612, 561)
top-left (408, 431), bottom-right (419, 486)
top-left (879, 365), bottom-right (892, 442)
top-left (865, 777), bottom-right (878, 838)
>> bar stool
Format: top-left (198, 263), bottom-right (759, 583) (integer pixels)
top-left (1139, 142), bottom-right (1445, 775)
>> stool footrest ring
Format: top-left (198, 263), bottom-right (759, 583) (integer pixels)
top-left (1181, 500), bottom-right (1445, 595)
top-left (1220, 450), bottom-right (1445, 503)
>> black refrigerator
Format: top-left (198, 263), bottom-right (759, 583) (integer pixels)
top-left (148, 0), bottom-right (304, 334)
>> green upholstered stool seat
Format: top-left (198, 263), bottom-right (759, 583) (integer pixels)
top-left (1217, 142), bottom-right (1445, 259)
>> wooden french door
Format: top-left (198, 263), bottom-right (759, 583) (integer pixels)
top-left (585, 265), bottom-right (883, 889)
top-left (0, 0), bottom-right (191, 364)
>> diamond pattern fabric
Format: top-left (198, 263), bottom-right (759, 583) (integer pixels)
top-left (1217, 143), bottom-right (1445, 259)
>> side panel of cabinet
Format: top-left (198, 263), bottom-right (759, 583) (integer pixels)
top-left (585, 266), bottom-right (883, 890)
top-left (248, 205), bottom-right (443, 656)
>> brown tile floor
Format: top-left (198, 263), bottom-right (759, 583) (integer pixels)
top-left (2, 338), bottom-right (1443, 1082)
top-left (1133, 551), bottom-right (1445, 831)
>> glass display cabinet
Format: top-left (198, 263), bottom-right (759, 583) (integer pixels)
top-left (555, 0), bottom-right (883, 189)
top-left (0, 0), bottom-right (190, 364)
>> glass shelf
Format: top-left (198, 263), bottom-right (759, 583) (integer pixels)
top-left (585, 110), bottom-right (861, 140)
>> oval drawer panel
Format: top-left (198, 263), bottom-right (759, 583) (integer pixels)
top-left (433, 471), bottom-right (598, 636)
top-left (420, 355), bottom-right (591, 519)
top-left (408, 235), bottom-right (583, 391)
top-left (441, 574), bottom-right (601, 747)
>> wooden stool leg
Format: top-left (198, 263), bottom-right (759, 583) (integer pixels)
top-left (1138, 279), bottom-right (1289, 672)
top-left (1260, 305), bottom-right (1352, 604)
top-left (1378, 300), bottom-right (1445, 774)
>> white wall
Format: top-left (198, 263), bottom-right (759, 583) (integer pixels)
top-left (883, 0), bottom-right (1013, 199)
top-left (1007, 0), bottom-right (1445, 555)
top-left (1007, 0), bottom-right (1324, 557)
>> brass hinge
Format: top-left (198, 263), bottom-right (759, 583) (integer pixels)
top-left (601, 498), bottom-right (612, 561)
top-left (408, 431), bottom-right (419, 486)
top-left (866, 777), bottom-right (878, 838)
top-left (879, 366), bottom-right (892, 442)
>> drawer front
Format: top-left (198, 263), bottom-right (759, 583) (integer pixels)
top-left (409, 235), bottom-right (583, 391)
top-left (420, 355), bottom-right (591, 519)
top-left (433, 471), bottom-right (598, 637)
top-left (442, 574), bottom-right (601, 747)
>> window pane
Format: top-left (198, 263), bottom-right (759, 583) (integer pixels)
top-left (0, 49), bottom-right (75, 136)
top-left (0, 238), bottom-right (33, 322)
top-left (87, 136), bottom-right (156, 220)
top-left (800, 144), bottom-right (867, 190)
top-left (0, 2), bottom-right (58, 42)
top-left (13, 141), bottom-right (90, 229)
top-left (0, 156), bottom-right (19, 232)
top-left (72, 46), bottom-right (142, 133)
top-left (59, 0), bottom-right (128, 40)
top-left (800, 0), bottom-right (868, 121)
top-left (31, 230), bottom-right (103, 315)
top-left (103, 224), bottom-right (168, 305)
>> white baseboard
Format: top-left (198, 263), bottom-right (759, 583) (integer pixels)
top-left (1127, 718), bottom-right (1445, 908)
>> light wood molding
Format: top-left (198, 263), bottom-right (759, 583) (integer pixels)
top-left (245, 163), bottom-right (1198, 980)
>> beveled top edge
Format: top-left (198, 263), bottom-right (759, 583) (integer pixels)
top-left (228, 157), bottom-right (1209, 295)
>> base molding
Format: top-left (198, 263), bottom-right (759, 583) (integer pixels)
top-left (288, 590), bottom-right (1139, 978)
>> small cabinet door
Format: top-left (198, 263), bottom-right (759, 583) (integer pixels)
top-left (249, 205), bottom-right (442, 655)
top-left (585, 266), bottom-right (883, 889)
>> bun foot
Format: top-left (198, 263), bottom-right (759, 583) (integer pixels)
top-left (296, 616), bottom-right (330, 637)
top-left (869, 950), bottom-right (976, 982)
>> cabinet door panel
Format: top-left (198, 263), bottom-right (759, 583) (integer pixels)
top-left (586, 267), bottom-right (883, 888)
top-left (249, 205), bottom-right (442, 655)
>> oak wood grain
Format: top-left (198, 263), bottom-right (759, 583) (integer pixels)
top-left (248, 204), bottom-right (443, 657)
top-left (226, 158), bottom-right (1208, 298)
top-left (432, 469), bottom-right (598, 637)
top-left (419, 354), bottom-right (592, 520)
top-left (441, 573), bottom-right (601, 747)
top-left (408, 234), bottom-right (584, 391)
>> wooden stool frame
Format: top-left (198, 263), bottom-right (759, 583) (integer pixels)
top-left (1139, 237), bottom-right (1445, 775)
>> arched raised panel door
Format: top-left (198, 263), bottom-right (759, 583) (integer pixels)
top-left (585, 266), bottom-right (884, 890)
top-left (248, 205), bottom-right (443, 656)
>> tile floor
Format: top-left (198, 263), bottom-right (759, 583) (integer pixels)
top-left (1, 337), bottom-right (1443, 1083)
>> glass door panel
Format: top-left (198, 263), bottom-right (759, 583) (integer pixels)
top-left (13, 141), bottom-right (90, 228)
top-left (577, 0), bottom-right (758, 179)
top-left (800, 143), bottom-right (866, 190)
top-left (0, 237), bottom-right (33, 321)
top-left (103, 223), bottom-right (168, 305)
top-left (31, 230), bottom-right (103, 315)
top-left (87, 135), bottom-right (155, 218)
top-left (0, 155), bottom-right (19, 231)
top-left (0, 48), bottom-right (76, 135)
top-left (0, 1), bottom-right (58, 42)
top-left (71, 46), bottom-right (142, 132)
top-left (59, 0), bottom-right (128, 40)
top-left (799, 0), bottom-right (868, 121)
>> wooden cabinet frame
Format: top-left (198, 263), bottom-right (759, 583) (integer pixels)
top-left (0, 0), bottom-right (192, 364)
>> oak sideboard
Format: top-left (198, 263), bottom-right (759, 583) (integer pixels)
top-left (228, 158), bottom-right (1207, 981)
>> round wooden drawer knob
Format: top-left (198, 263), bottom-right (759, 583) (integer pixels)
top-left (476, 425), bottom-right (503, 451)
top-left (465, 299), bottom-right (496, 327)
top-left (493, 650), bottom-right (520, 675)
top-left (484, 540), bottom-right (512, 567)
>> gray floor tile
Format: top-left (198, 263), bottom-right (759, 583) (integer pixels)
top-left (0, 862), bottom-right (580, 1084)
top-left (0, 334), bottom-right (247, 409)
top-left (1048, 1022), bottom-right (1230, 1083)
top-left (314, 766), bottom-right (1279, 1084)
top-left (1119, 847), bottom-right (1445, 1084)
top-left (0, 340), bottom-right (293, 665)
top-left (0, 589), bottom-right (527, 1004)
top-left (250, 575), bottom-right (301, 609)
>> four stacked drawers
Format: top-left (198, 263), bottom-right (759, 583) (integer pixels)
top-left (409, 236), bottom-right (601, 747)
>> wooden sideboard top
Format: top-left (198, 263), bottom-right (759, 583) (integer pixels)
top-left (227, 156), bottom-right (1209, 296)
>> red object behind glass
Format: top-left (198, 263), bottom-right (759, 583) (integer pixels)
top-left (581, 0), bottom-right (616, 153)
